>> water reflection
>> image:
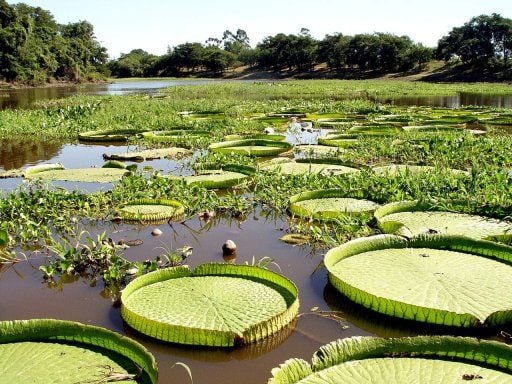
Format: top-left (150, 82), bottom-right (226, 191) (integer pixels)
top-left (0, 78), bottom-right (217, 110)
top-left (0, 139), bottom-right (62, 170)
top-left (380, 92), bottom-right (512, 108)
top-left (1, 79), bottom-right (511, 110)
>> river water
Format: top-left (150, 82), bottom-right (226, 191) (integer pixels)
top-left (0, 78), bottom-right (217, 110)
top-left (1, 78), bottom-right (512, 109)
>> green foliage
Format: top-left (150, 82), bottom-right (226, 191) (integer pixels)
top-left (437, 13), bottom-right (512, 68)
top-left (269, 336), bottom-right (512, 384)
top-left (121, 263), bottom-right (299, 347)
top-left (0, 319), bottom-right (158, 384)
top-left (0, 2), bottom-right (107, 84)
top-left (325, 234), bottom-right (512, 327)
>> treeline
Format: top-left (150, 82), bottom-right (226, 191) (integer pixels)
top-left (109, 28), bottom-right (433, 77)
top-left (1, 0), bottom-right (511, 84)
top-left (110, 14), bottom-right (512, 80)
top-left (0, 0), bottom-right (107, 84)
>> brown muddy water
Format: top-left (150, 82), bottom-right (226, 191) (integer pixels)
top-left (0, 140), bottom-right (509, 384)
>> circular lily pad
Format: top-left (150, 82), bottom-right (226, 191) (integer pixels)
top-left (375, 201), bottom-right (512, 241)
top-left (224, 134), bottom-right (286, 142)
top-left (269, 336), bottom-right (512, 384)
top-left (141, 130), bottom-right (209, 143)
top-left (295, 145), bottom-right (342, 156)
top-left (209, 139), bottom-right (292, 156)
top-left (318, 134), bottom-right (359, 148)
top-left (183, 164), bottom-right (256, 189)
top-left (185, 170), bottom-right (248, 189)
top-left (103, 147), bottom-right (192, 161)
top-left (25, 165), bottom-right (129, 183)
top-left (78, 128), bottom-right (145, 142)
top-left (118, 199), bottom-right (185, 222)
top-left (325, 234), bottom-right (512, 327)
top-left (0, 319), bottom-right (157, 384)
top-left (290, 189), bottom-right (380, 221)
top-left (121, 264), bottom-right (299, 347)
top-left (262, 159), bottom-right (359, 176)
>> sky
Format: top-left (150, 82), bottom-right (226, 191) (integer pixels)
top-left (7, 0), bottom-right (512, 58)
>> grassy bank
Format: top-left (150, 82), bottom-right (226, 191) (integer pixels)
top-left (1, 80), bottom-right (511, 139)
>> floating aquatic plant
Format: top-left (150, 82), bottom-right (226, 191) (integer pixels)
top-left (325, 234), bottom-right (512, 327)
top-left (118, 198), bottom-right (185, 222)
top-left (121, 263), bottom-right (299, 347)
top-left (375, 200), bottom-right (512, 241)
top-left (0, 319), bottom-right (158, 384)
top-left (209, 139), bottom-right (293, 156)
top-left (25, 164), bottom-right (129, 183)
top-left (289, 189), bottom-right (380, 221)
top-left (269, 336), bottom-right (512, 384)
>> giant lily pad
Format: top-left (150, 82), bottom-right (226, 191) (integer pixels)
top-left (318, 134), bottom-right (359, 148)
top-left (78, 128), bottom-right (145, 142)
top-left (289, 189), bottom-right (379, 221)
top-left (0, 319), bottom-right (157, 384)
top-left (262, 159), bottom-right (359, 176)
top-left (209, 139), bottom-right (292, 156)
top-left (295, 145), bottom-right (342, 156)
top-left (141, 130), bottom-right (209, 143)
top-left (121, 263), bottom-right (299, 347)
top-left (325, 234), bottom-right (512, 327)
top-left (224, 134), bottom-right (286, 142)
top-left (375, 201), bottom-right (512, 241)
top-left (118, 198), bottom-right (185, 222)
top-left (184, 164), bottom-right (255, 189)
top-left (269, 336), bottom-right (512, 384)
top-left (25, 164), bottom-right (128, 183)
top-left (103, 147), bottom-right (192, 161)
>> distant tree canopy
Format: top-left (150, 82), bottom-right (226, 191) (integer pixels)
top-left (437, 13), bottom-right (512, 67)
top-left (1, 2), bottom-right (509, 83)
top-left (0, 0), bottom-right (107, 84)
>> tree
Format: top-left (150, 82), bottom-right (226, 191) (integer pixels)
top-left (202, 46), bottom-right (235, 73)
top-left (0, 1), bottom-right (107, 84)
top-left (437, 14), bottom-right (512, 67)
top-left (256, 30), bottom-right (318, 71)
top-left (170, 42), bottom-right (205, 72)
top-left (109, 49), bottom-right (157, 77)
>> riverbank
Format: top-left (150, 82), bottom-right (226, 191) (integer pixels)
top-left (0, 77), bottom-right (110, 90)
top-left (2, 61), bottom-right (511, 90)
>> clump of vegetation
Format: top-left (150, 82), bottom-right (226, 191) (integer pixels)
top-left (0, 2), bottom-right (107, 84)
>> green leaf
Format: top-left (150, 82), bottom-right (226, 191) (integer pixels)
top-left (25, 167), bottom-right (128, 183)
top-left (24, 163), bottom-right (65, 176)
top-left (118, 198), bottom-right (185, 222)
top-left (0, 319), bottom-right (158, 384)
top-left (209, 139), bottom-right (292, 157)
top-left (375, 200), bottom-right (512, 241)
top-left (78, 128), bottom-right (146, 142)
top-left (289, 189), bottom-right (379, 221)
top-left (262, 160), bottom-right (359, 176)
top-left (325, 234), bottom-right (512, 327)
top-left (103, 147), bottom-right (192, 161)
top-left (0, 230), bottom-right (7, 246)
top-left (121, 263), bottom-right (299, 347)
top-left (269, 336), bottom-right (512, 384)
top-left (184, 170), bottom-right (249, 189)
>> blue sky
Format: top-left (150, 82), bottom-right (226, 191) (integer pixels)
top-left (8, 0), bottom-right (512, 58)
